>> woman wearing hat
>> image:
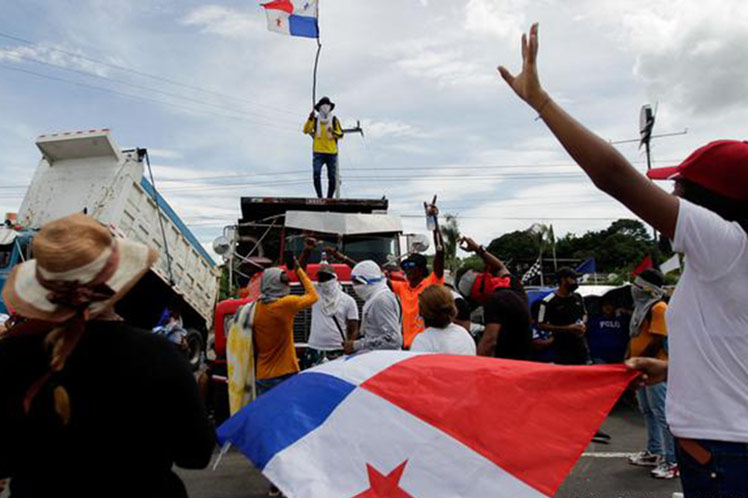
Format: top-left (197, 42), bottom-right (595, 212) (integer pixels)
top-left (500, 23), bottom-right (748, 497)
top-left (303, 96), bottom-right (344, 199)
top-left (0, 214), bottom-right (214, 497)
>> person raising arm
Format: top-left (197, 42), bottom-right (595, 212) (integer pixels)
top-left (498, 23), bottom-right (678, 239)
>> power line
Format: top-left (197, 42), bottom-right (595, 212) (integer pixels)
top-left (0, 30), bottom-right (300, 117)
top-left (0, 63), bottom-right (298, 134)
top-left (0, 47), bottom-right (301, 126)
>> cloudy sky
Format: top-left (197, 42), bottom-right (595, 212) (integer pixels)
top-left (1, 0), bottom-right (747, 261)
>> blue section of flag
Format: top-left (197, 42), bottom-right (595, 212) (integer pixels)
top-left (216, 372), bottom-right (355, 469)
top-left (288, 14), bottom-right (318, 38)
top-left (575, 257), bottom-right (596, 275)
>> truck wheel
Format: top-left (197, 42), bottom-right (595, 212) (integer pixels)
top-left (185, 329), bottom-right (204, 371)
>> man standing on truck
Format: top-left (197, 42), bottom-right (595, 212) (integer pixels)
top-left (303, 96), bottom-right (344, 199)
top-left (391, 202), bottom-right (445, 349)
top-left (298, 238), bottom-right (359, 368)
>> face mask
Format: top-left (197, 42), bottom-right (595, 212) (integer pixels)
top-left (567, 282), bottom-right (579, 292)
top-left (631, 286), bottom-right (651, 306)
top-left (353, 283), bottom-right (368, 301)
top-left (319, 104), bottom-right (332, 115)
top-left (318, 279), bottom-right (338, 296)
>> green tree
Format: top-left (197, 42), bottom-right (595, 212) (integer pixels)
top-left (441, 214), bottom-right (461, 274)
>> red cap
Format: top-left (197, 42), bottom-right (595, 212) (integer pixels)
top-left (647, 140), bottom-right (748, 201)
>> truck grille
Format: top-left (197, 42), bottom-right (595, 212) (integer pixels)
top-left (290, 283), bottom-right (364, 345)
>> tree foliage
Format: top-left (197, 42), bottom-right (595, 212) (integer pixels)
top-left (479, 219), bottom-right (664, 277)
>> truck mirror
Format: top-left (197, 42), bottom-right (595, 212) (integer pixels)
top-left (407, 234), bottom-right (430, 254)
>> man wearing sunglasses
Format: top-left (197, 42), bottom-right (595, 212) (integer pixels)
top-left (391, 202), bottom-right (445, 349)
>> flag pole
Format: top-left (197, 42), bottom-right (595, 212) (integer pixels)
top-left (312, 38), bottom-right (322, 106)
top-left (312, 2), bottom-right (322, 106)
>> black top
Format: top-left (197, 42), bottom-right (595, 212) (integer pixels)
top-left (538, 292), bottom-right (589, 365)
top-left (0, 321), bottom-right (214, 498)
top-left (483, 288), bottom-right (532, 360)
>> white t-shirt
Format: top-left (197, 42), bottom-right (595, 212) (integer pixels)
top-left (667, 199), bottom-right (748, 442)
top-left (308, 292), bottom-right (359, 351)
top-left (411, 323), bottom-right (477, 355)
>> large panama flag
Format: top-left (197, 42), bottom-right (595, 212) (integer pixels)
top-left (261, 0), bottom-right (319, 38)
top-left (217, 351), bottom-right (636, 497)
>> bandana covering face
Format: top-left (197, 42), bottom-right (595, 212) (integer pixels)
top-left (317, 276), bottom-right (342, 316)
top-left (259, 268), bottom-right (291, 304)
top-left (351, 261), bottom-right (388, 314)
top-left (629, 276), bottom-right (666, 337)
top-left (316, 107), bottom-right (334, 139)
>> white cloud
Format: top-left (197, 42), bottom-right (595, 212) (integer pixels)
top-left (181, 5), bottom-right (265, 39)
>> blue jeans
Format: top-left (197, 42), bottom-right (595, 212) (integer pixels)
top-left (636, 382), bottom-right (676, 463)
top-left (313, 152), bottom-right (337, 198)
top-left (676, 439), bottom-right (748, 497)
top-left (255, 373), bottom-right (294, 397)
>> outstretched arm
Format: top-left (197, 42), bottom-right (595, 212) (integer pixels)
top-left (427, 201), bottom-right (445, 279)
top-left (460, 236), bottom-right (510, 277)
top-left (498, 23), bottom-right (679, 239)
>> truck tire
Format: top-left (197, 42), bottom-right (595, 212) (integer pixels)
top-left (185, 329), bottom-right (205, 371)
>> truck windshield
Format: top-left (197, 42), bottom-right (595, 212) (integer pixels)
top-left (0, 244), bottom-right (12, 269)
top-left (343, 236), bottom-right (397, 266)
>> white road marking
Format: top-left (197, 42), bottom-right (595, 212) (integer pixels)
top-left (581, 452), bottom-right (638, 458)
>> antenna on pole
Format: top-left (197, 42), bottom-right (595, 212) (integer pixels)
top-left (610, 104), bottom-right (688, 247)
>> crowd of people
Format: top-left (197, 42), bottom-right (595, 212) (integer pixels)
top-left (0, 22), bottom-right (746, 498)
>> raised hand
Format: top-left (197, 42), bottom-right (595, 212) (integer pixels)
top-left (498, 23), bottom-right (548, 111)
top-left (459, 236), bottom-right (481, 253)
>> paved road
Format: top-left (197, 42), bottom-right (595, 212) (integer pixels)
top-left (179, 397), bottom-right (682, 498)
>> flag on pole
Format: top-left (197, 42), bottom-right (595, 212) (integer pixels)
top-left (522, 258), bottom-right (542, 285)
top-left (261, 0), bottom-right (319, 38)
top-left (217, 351), bottom-right (636, 498)
top-left (575, 257), bottom-right (596, 275)
top-left (660, 254), bottom-right (681, 275)
top-left (632, 254), bottom-right (653, 276)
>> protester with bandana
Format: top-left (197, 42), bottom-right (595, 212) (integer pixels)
top-left (252, 260), bottom-right (318, 396)
top-left (627, 269), bottom-right (678, 479)
top-left (344, 260), bottom-right (402, 354)
top-left (0, 214), bottom-right (214, 498)
top-left (298, 238), bottom-right (359, 368)
top-left (303, 96), bottom-right (344, 199)
top-left (501, 23), bottom-right (748, 496)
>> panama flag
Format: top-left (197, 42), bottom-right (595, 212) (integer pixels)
top-left (217, 352), bottom-right (636, 497)
top-left (261, 0), bottom-right (319, 38)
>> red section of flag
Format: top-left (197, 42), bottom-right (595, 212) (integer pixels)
top-left (261, 0), bottom-right (294, 14)
top-left (633, 254), bottom-right (653, 276)
top-left (361, 356), bottom-right (637, 497)
top-left (352, 461), bottom-right (413, 498)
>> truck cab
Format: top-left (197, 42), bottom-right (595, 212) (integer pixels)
top-left (208, 199), bottom-right (404, 422)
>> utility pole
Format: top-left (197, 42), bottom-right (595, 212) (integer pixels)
top-left (610, 105), bottom-right (687, 245)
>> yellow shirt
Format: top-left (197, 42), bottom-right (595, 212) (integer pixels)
top-left (254, 269), bottom-right (318, 380)
top-left (628, 301), bottom-right (668, 361)
top-left (303, 116), bottom-right (343, 154)
top-left (391, 273), bottom-right (445, 349)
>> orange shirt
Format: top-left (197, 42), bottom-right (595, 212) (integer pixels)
top-left (628, 301), bottom-right (668, 361)
top-left (254, 269), bottom-right (318, 380)
top-left (391, 272), bottom-right (444, 348)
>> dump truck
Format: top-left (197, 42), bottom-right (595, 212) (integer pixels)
top-left (0, 129), bottom-right (219, 367)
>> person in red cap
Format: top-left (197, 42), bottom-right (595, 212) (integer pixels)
top-left (499, 23), bottom-right (748, 497)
